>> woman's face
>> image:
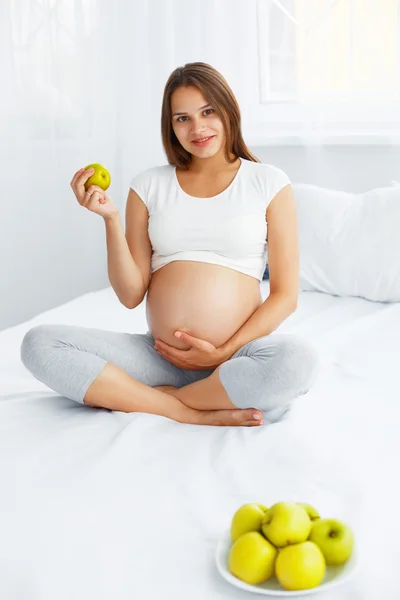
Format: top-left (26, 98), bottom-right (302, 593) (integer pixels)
top-left (170, 86), bottom-right (226, 158)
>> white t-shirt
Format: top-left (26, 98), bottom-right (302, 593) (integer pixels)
top-left (129, 157), bottom-right (291, 281)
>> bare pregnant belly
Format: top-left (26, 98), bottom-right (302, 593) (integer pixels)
top-left (145, 261), bottom-right (262, 350)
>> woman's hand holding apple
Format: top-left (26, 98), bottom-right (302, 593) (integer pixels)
top-left (70, 167), bottom-right (119, 220)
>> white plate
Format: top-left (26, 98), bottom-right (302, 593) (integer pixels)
top-left (215, 530), bottom-right (359, 596)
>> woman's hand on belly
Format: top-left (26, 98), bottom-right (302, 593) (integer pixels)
top-left (153, 331), bottom-right (226, 370)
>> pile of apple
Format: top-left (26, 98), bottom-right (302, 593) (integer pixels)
top-left (228, 501), bottom-right (354, 591)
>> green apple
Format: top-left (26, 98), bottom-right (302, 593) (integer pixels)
top-left (230, 503), bottom-right (269, 542)
top-left (84, 163), bottom-right (111, 192)
top-left (309, 518), bottom-right (354, 565)
top-left (275, 540), bottom-right (326, 591)
top-left (261, 502), bottom-right (311, 548)
top-left (229, 531), bottom-right (277, 585)
top-left (296, 503), bottom-right (321, 521)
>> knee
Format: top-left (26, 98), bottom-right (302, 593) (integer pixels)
top-left (279, 336), bottom-right (320, 395)
top-left (20, 324), bottom-right (55, 371)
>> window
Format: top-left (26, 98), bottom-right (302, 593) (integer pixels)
top-left (255, 0), bottom-right (400, 144)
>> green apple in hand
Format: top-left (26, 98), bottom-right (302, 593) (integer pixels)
top-left (275, 540), bottom-right (326, 591)
top-left (296, 503), bottom-right (321, 521)
top-left (261, 502), bottom-right (311, 548)
top-left (229, 531), bottom-right (277, 585)
top-left (309, 518), bottom-right (354, 565)
top-left (84, 163), bottom-right (111, 192)
top-left (230, 503), bottom-right (268, 542)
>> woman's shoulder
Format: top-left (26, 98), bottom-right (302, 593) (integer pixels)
top-left (131, 163), bottom-right (174, 183)
top-left (129, 163), bottom-right (174, 194)
top-left (241, 159), bottom-right (291, 206)
top-left (243, 159), bottom-right (290, 180)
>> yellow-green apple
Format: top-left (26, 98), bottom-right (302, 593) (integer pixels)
top-left (275, 541), bottom-right (326, 590)
top-left (308, 518), bottom-right (354, 565)
top-left (296, 503), bottom-right (321, 521)
top-left (84, 163), bottom-right (111, 192)
top-left (230, 503), bottom-right (269, 542)
top-left (229, 531), bottom-right (277, 585)
top-left (261, 502), bottom-right (311, 548)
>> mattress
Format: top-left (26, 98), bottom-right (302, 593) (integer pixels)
top-left (0, 281), bottom-right (398, 599)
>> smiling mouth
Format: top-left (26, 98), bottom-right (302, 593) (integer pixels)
top-left (192, 136), bottom-right (215, 144)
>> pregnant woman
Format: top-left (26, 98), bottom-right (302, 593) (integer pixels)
top-left (21, 62), bottom-right (319, 428)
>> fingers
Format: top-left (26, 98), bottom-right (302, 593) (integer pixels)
top-left (69, 167), bottom-right (85, 188)
top-left (76, 167), bottom-right (95, 190)
top-left (177, 332), bottom-right (211, 350)
top-left (78, 184), bottom-right (105, 207)
top-left (70, 167), bottom-right (89, 189)
top-left (85, 184), bottom-right (105, 195)
top-left (82, 188), bottom-right (104, 208)
top-left (154, 340), bottom-right (178, 355)
top-left (70, 167), bottom-right (94, 193)
top-left (154, 341), bottom-right (186, 362)
top-left (177, 331), bottom-right (201, 343)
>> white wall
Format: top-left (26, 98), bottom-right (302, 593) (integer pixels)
top-left (0, 143), bottom-right (122, 332)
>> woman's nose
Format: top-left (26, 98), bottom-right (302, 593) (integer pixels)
top-left (191, 120), bottom-right (206, 134)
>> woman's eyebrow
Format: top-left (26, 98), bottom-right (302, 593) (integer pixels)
top-left (172, 104), bottom-right (211, 117)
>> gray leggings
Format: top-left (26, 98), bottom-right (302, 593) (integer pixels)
top-left (20, 324), bottom-right (319, 423)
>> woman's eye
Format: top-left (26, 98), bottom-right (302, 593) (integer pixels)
top-left (176, 109), bottom-right (214, 123)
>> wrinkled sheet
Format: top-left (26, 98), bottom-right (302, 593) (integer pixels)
top-left (0, 282), bottom-right (398, 599)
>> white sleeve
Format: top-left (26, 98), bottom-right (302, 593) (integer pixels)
top-left (264, 165), bottom-right (292, 208)
top-left (130, 169), bottom-right (150, 209)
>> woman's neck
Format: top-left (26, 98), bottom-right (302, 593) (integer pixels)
top-left (188, 152), bottom-right (239, 176)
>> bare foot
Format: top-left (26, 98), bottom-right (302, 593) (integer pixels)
top-left (197, 407), bottom-right (264, 427)
top-left (154, 385), bottom-right (263, 427)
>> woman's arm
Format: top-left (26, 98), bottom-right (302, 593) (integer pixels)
top-left (104, 187), bottom-right (152, 309)
top-left (104, 211), bottom-right (147, 309)
top-left (219, 184), bottom-right (299, 359)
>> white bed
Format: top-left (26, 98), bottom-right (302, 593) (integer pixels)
top-left (1, 281), bottom-right (398, 600)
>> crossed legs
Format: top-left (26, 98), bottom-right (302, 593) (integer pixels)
top-left (20, 325), bottom-right (319, 427)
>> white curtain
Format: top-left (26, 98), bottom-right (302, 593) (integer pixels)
top-left (0, 0), bottom-right (255, 328)
top-left (1, 1), bottom-right (118, 142)
top-left (0, 0), bottom-right (253, 207)
top-left (255, 0), bottom-right (400, 144)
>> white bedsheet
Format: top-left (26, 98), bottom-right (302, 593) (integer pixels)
top-left (0, 282), bottom-right (398, 600)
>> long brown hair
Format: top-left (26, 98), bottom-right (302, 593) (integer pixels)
top-left (161, 62), bottom-right (260, 170)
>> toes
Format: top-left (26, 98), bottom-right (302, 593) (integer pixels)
top-left (250, 417), bottom-right (264, 426)
top-left (243, 420), bottom-right (264, 427)
top-left (238, 409), bottom-right (264, 426)
top-left (202, 408), bottom-right (264, 427)
top-left (252, 410), bottom-right (263, 424)
top-left (246, 408), bottom-right (264, 422)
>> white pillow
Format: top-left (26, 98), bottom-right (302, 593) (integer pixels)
top-left (292, 183), bottom-right (400, 302)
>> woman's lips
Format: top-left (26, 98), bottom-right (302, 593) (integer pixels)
top-left (191, 136), bottom-right (215, 147)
